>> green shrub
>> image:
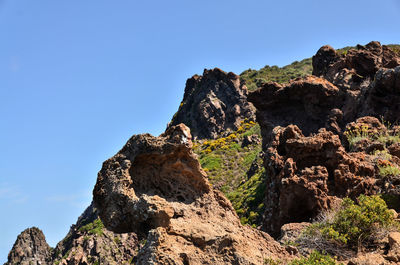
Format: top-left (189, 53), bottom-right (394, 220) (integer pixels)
top-left (78, 218), bottom-right (104, 236)
top-left (378, 162), bottom-right (400, 177)
top-left (200, 155), bottom-right (222, 171)
top-left (288, 251), bottom-right (341, 265)
top-left (264, 257), bottom-right (282, 265)
top-left (343, 124), bottom-right (371, 150)
top-left (309, 195), bottom-right (396, 247)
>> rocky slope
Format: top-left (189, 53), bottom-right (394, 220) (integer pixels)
top-left (168, 68), bottom-right (255, 139)
top-left (51, 202), bottom-right (138, 265)
top-left (8, 41), bottom-right (400, 265)
top-left (5, 203), bottom-right (138, 265)
top-left (93, 124), bottom-right (293, 264)
top-left (5, 227), bottom-right (52, 265)
top-left (248, 41), bottom-right (400, 245)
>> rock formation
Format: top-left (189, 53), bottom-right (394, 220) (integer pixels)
top-left (5, 203), bottom-right (138, 265)
top-left (248, 42), bottom-right (400, 237)
top-left (5, 227), bottom-right (51, 265)
top-left (93, 123), bottom-right (292, 264)
top-left (259, 123), bottom-right (381, 236)
top-left (52, 202), bottom-right (138, 265)
top-left (247, 76), bottom-right (344, 147)
top-left (168, 68), bottom-right (255, 139)
top-left (312, 41), bottom-right (400, 89)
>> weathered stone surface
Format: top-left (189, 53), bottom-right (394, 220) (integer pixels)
top-left (5, 227), bottom-right (51, 265)
top-left (313, 41), bottom-right (400, 91)
top-left (260, 125), bottom-right (379, 236)
top-left (53, 202), bottom-right (138, 265)
top-left (361, 66), bottom-right (400, 122)
top-left (279, 222), bottom-right (311, 244)
top-left (93, 124), bottom-right (292, 264)
top-left (311, 42), bottom-right (400, 124)
top-left (168, 68), bottom-right (255, 139)
top-left (248, 42), bottom-right (400, 239)
top-left (248, 76), bottom-right (343, 148)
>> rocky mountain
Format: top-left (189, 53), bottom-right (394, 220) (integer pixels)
top-left (168, 68), bottom-right (255, 139)
top-left (5, 227), bottom-right (52, 265)
top-left (93, 124), bottom-right (293, 264)
top-left (5, 203), bottom-right (137, 265)
top-left (7, 41), bottom-right (400, 264)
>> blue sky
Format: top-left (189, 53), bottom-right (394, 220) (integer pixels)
top-left (0, 0), bottom-right (399, 262)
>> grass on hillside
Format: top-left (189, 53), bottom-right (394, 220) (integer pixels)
top-left (240, 44), bottom-right (400, 92)
top-left (240, 58), bottom-right (312, 91)
top-left (193, 120), bottom-right (266, 226)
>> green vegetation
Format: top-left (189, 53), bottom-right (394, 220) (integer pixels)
top-left (343, 123), bottom-right (371, 150)
top-left (264, 258), bottom-right (282, 265)
top-left (372, 150), bottom-right (400, 177)
top-left (343, 121), bottom-right (400, 179)
top-left (227, 169), bottom-right (266, 226)
top-left (240, 58), bottom-right (312, 91)
top-left (288, 251), bottom-right (341, 265)
top-left (240, 44), bottom-right (400, 92)
top-left (388, 44), bottom-right (400, 56)
top-left (193, 120), bottom-right (265, 225)
top-left (78, 218), bottom-right (105, 236)
top-left (308, 195), bottom-right (397, 247)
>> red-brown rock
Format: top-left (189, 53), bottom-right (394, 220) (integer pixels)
top-left (93, 124), bottom-right (293, 264)
top-left (168, 68), bottom-right (255, 139)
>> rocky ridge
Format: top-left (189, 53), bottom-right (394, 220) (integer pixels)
top-left (7, 41), bottom-right (400, 265)
top-left (168, 68), bottom-right (255, 139)
top-left (247, 41), bottom-right (400, 263)
top-left (5, 227), bottom-right (52, 265)
top-left (93, 124), bottom-right (292, 264)
top-left (5, 203), bottom-right (138, 265)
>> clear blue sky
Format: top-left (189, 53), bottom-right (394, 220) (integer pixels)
top-left (1, 0), bottom-right (399, 262)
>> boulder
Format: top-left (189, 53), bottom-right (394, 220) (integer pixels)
top-left (5, 227), bottom-right (51, 265)
top-left (168, 68), bottom-right (255, 139)
top-left (93, 124), bottom-right (293, 264)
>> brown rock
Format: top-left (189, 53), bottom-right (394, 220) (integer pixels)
top-left (52, 202), bottom-right (138, 265)
top-left (388, 143), bottom-right (400, 159)
top-left (5, 227), bottom-right (51, 265)
top-left (347, 252), bottom-right (388, 265)
top-left (313, 41), bottom-right (400, 90)
top-left (93, 123), bottom-right (293, 264)
top-left (248, 76), bottom-right (344, 148)
top-left (168, 68), bottom-right (255, 139)
top-left (279, 222), bottom-right (311, 244)
top-left (388, 232), bottom-right (400, 249)
top-left (260, 125), bottom-right (378, 236)
top-left (361, 66), bottom-right (400, 123)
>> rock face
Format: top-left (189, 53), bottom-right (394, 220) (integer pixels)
top-left (52, 202), bottom-right (138, 265)
top-left (312, 41), bottom-right (400, 88)
top-left (6, 203), bottom-right (138, 265)
top-left (249, 42), bottom-right (400, 237)
top-left (312, 41), bottom-right (400, 123)
top-left (247, 76), bottom-right (343, 147)
top-left (5, 227), bottom-right (51, 265)
top-left (93, 124), bottom-right (292, 264)
top-left (260, 124), bottom-right (379, 236)
top-left (168, 68), bottom-right (255, 139)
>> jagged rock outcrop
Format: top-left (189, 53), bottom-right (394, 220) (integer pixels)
top-left (168, 68), bottom-right (255, 139)
top-left (93, 123), bottom-right (293, 264)
top-left (312, 41), bottom-right (400, 89)
top-left (247, 76), bottom-right (344, 147)
top-left (6, 203), bottom-right (138, 265)
top-left (260, 124), bottom-right (381, 236)
top-left (52, 202), bottom-right (138, 265)
top-left (312, 41), bottom-right (400, 123)
top-left (249, 42), bottom-right (400, 237)
top-left (5, 227), bottom-right (51, 265)
top-left (361, 66), bottom-right (400, 122)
